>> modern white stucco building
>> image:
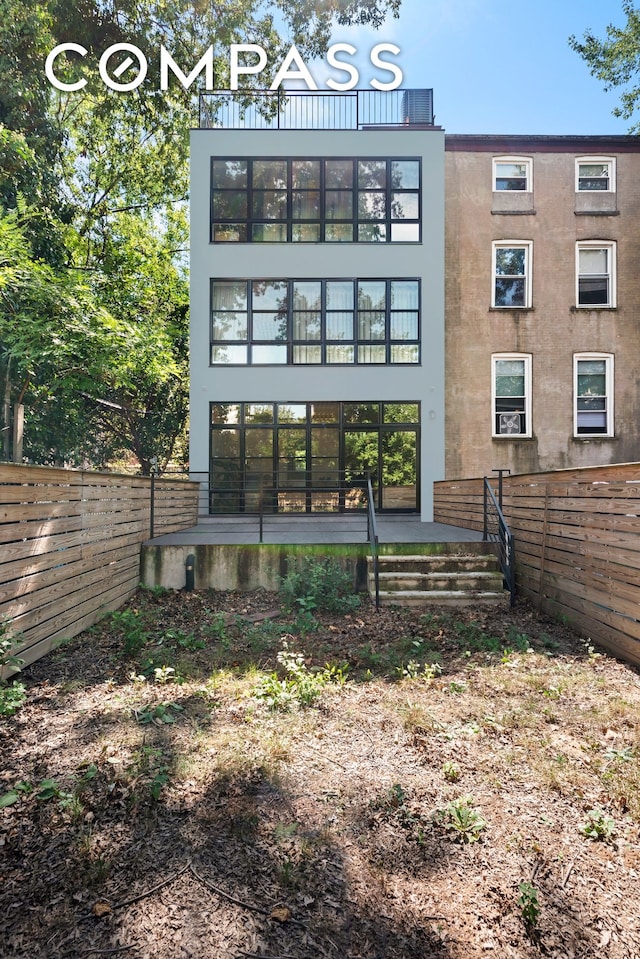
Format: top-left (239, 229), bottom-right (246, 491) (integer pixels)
top-left (189, 90), bottom-right (445, 520)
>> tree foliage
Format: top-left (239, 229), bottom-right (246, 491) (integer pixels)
top-left (0, 0), bottom-right (401, 471)
top-left (569, 1), bottom-right (640, 129)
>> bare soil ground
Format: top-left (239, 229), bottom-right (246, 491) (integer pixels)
top-left (1, 587), bottom-right (639, 959)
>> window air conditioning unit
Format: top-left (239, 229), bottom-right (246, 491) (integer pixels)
top-left (498, 413), bottom-right (522, 435)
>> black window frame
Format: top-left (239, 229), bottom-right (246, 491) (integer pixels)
top-left (210, 157), bottom-right (422, 244)
top-left (210, 277), bottom-right (421, 366)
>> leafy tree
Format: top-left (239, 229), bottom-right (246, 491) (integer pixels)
top-left (1, 0), bottom-right (401, 469)
top-left (569, 1), bottom-right (640, 130)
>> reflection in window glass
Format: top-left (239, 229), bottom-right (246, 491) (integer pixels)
top-left (212, 157), bottom-right (420, 243)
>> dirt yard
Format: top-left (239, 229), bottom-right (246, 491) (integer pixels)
top-left (1, 584), bottom-right (639, 959)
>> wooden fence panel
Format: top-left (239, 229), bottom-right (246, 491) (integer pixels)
top-left (434, 463), bottom-right (640, 667)
top-left (0, 464), bottom-right (199, 672)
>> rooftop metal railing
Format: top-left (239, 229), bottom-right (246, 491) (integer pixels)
top-left (199, 88), bottom-right (435, 130)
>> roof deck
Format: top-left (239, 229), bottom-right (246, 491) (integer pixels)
top-left (199, 88), bottom-right (435, 130)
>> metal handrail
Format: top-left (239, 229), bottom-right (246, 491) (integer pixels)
top-left (366, 473), bottom-right (380, 609)
top-left (483, 476), bottom-right (516, 607)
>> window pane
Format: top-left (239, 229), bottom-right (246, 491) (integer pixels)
top-left (211, 345), bottom-right (248, 364)
top-left (496, 359), bottom-right (525, 378)
top-left (578, 359), bottom-right (606, 377)
top-left (292, 223), bottom-right (320, 242)
top-left (326, 311), bottom-right (354, 340)
top-left (391, 222), bottom-right (420, 242)
top-left (495, 162), bottom-right (527, 190)
top-left (245, 429), bottom-right (273, 455)
top-left (390, 311), bottom-right (418, 339)
top-left (344, 403), bottom-right (379, 424)
top-left (358, 281), bottom-right (386, 310)
top-left (390, 192), bottom-right (419, 219)
top-left (252, 313), bottom-right (288, 341)
top-left (358, 223), bottom-right (387, 241)
top-left (292, 191), bottom-right (320, 219)
top-left (326, 281), bottom-right (354, 310)
top-left (325, 191), bottom-right (353, 220)
top-left (579, 248), bottom-right (608, 274)
top-left (325, 223), bottom-right (353, 241)
top-left (578, 277), bottom-right (608, 305)
top-left (358, 160), bottom-right (386, 188)
top-left (358, 311), bottom-right (386, 339)
top-left (358, 345), bottom-right (386, 363)
top-left (325, 159), bottom-right (353, 188)
top-left (495, 278), bottom-right (525, 307)
top-left (212, 404), bottom-right (240, 424)
top-left (252, 223), bottom-right (287, 241)
top-left (391, 344), bottom-right (419, 363)
top-left (212, 311), bottom-right (247, 340)
top-left (245, 404), bottom-right (273, 423)
top-left (326, 345), bottom-right (354, 363)
top-left (310, 403), bottom-right (339, 423)
top-left (252, 281), bottom-right (288, 310)
top-left (212, 223), bottom-right (246, 242)
top-left (252, 191), bottom-right (287, 219)
top-left (391, 160), bottom-right (419, 189)
top-left (212, 281), bottom-right (247, 311)
top-left (212, 429), bottom-right (240, 457)
top-left (278, 404), bottom-right (307, 424)
top-left (391, 280), bottom-right (419, 309)
top-left (496, 374), bottom-right (525, 397)
top-left (293, 281), bottom-right (321, 310)
top-left (213, 192), bottom-right (247, 219)
top-left (358, 192), bottom-right (386, 218)
top-left (293, 345), bottom-right (321, 363)
top-left (496, 248), bottom-right (526, 275)
top-left (292, 160), bottom-right (319, 188)
top-left (252, 344), bottom-right (287, 363)
top-left (384, 403), bottom-right (419, 423)
top-left (253, 160), bottom-right (287, 188)
top-left (212, 160), bottom-right (247, 188)
top-left (293, 311), bottom-right (321, 339)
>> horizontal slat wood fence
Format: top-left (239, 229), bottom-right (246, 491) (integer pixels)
top-left (0, 464), bottom-right (199, 671)
top-left (434, 463), bottom-right (640, 668)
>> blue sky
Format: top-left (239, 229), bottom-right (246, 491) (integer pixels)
top-left (320, 0), bottom-right (629, 135)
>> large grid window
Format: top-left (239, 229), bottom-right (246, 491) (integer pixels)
top-left (574, 353), bottom-right (614, 436)
top-left (211, 157), bottom-right (421, 243)
top-left (492, 241), bottom-right (532, 307)
top-left (576, 241), bottom-right (616, 307)
top-left (210, 401), bottom-right (420, 513)
top-left (211, 278), bottom-right (420, 365)
top-left (492, 354), bottom-right (531, 437)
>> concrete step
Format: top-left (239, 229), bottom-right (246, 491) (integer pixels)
top-left (375, 553), bottom-right (500, 574)
top-left (370, 570), bottom-right (504, 592)
top-left (368, 551), bottom-right (507, 606)
top-left (374, 589), bottom-right (508, 607)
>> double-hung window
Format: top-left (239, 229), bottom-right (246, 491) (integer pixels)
top-left (574, 353), bottom-right (614, 437)
top-left (493, 156), bottom-right (532, 192)
top-left (576, 241), bottom-right (616, 307)
top-left (492, 354), bottom-right (531, 437)
top-left (492, 241), bottom-right (532, 308)
top-left (576, 157), bottom-right (615, 192)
